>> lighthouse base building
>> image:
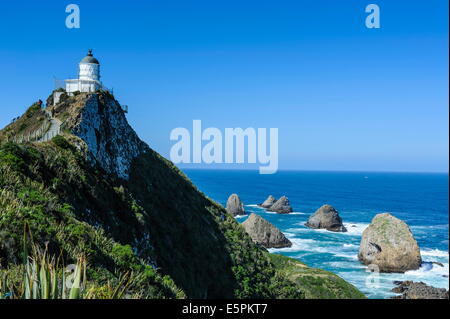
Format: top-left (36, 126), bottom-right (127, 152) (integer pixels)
top-left (65, 79), bottom-right (101, 94)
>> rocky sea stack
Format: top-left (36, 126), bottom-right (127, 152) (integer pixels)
top-left (358, 213), bottom-right (422, 273)
top-left (259, 195), bottom-right (277, 208)
top-left (305, 204), bottom-right (347, 232)
top-left (242, 213), bottom-right (292, 249)
top-left (267, 196), bottom-right (293, 214)
top-left (226, 193), bottom-right (245, 216)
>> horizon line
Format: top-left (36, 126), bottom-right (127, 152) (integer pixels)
top-left (178, 167), bottom-right (450, 174)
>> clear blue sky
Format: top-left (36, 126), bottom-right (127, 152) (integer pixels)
top-left (0, 0), bottom-right (448, 172)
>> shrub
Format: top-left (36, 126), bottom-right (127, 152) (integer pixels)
top-left (18, 189), bottom-right (46, 204)
top-left (25, 103), bottom-right (41, 118)
top-left (112, 244), bottom-right (136, 269)
top-left (52, 135), bottom-right (71, 150)
top-left (0, 143), bottom-right (26, 172)
top-left (0, 152), bottom-right (25, 171)
top-left (19, 123), bottom-right (27, 132)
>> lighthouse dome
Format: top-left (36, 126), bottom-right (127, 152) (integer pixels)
top-left (78, 49), bottom-right (101, 83)
top-left (80, 49), bottom-right (99, 64)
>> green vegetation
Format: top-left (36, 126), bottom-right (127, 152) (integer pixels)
top-left (51, 135), bottom-right (72, 150)
top-left (0, 231), bottom-right (151, 299)
top-left (128, 149), bottom-right (305, 298)
top-left (0, 142), bottom-right (184, 299)
top-left (0, 245), bottom-right (87, 299)
top-left (268, 254), bottom-right (366, 299)
top-left (25, 103), bottom-right (42, 119)
top-left (0, 138), bottom-right (303, 299)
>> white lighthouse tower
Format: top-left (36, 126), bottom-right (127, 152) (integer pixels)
top-left (65, 49), bottom-right (103, 94)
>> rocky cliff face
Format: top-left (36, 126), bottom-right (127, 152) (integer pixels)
top-left (51, 92), bottom-right (148, 180)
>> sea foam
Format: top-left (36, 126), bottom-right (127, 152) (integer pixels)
top-left (421, 249), bottom-right (449, 258)
top-left (342, 222), bottom-right (369, 236)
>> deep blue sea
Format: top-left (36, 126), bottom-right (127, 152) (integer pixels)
top-left (183, 169), bottom-right (449, 299)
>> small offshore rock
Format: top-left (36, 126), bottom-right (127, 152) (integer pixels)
top-left (267, 196), bottom-right (293, 214)
top-left (259, 195), bottom-right (277, 209)
top-left (391, 281), bottom-right (449, 299)
top-left (432, 262), bottom-right (444, 267)
top-left (226, 194), bottom-right (245, 216)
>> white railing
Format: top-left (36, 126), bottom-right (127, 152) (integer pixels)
top-left (37, 126), bottom-right (62, 142)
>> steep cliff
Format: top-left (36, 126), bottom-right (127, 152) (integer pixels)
top-left (50, 92), bottom-right (148, 180)
top-left (0, 91), bottom-right (364, 299)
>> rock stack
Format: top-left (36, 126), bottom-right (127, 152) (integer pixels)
top-left (225, 194), bottom-right (245, 216)
top-left (305, 204), bottom-right (347, 232)
top-left (242, 213), bottom-right (292, 248)
top-left (358, 213), bottom-right (422, 272)
top-left (259, 195), bottom-right (277, 208)
top-left (266, 196), bottom-right (293, 214)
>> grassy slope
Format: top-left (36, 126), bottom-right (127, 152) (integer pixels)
top-left (0, 141), bottom-right (184, 298)
top-left (269, 254), bottom-right (366, 299)
top-left (0, 103), bottom-right (47, 141)
top-left (127, 150), bottom-right (305, 298)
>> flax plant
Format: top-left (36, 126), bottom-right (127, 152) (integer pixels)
top-left (0, 227), bottom-right (87, 299)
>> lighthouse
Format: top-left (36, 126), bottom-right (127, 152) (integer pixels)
top-left (65, 50), bottom-right (103, 94)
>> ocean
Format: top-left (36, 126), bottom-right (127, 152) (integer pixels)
top-left (183, 169), bottom-right (449, 299)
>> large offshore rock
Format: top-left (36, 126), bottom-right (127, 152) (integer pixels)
top-left (358, 213), bottom-right (422, 273)
top-left (242, 213), bottom-right (292, 248)
top-left (305, 204), bottom-right (347, 232)
top-left (267, 196), bottom-right (293, 214)
top-left (226, 194), bottom-right (245, 216)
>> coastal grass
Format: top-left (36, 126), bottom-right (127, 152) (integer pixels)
top-left (0, 103), bottom-right (47, 142)
top-left (269, 254), bottom-right (367, 299)
top-left (0, 141), bottom-right (185, 299)
top-left (0, 235), bottom-right (150, 299)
